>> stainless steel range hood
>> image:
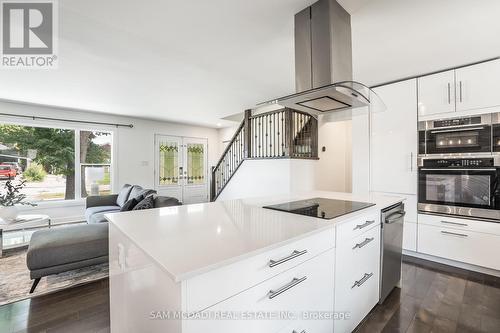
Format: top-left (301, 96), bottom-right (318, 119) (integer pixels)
top-left (259, 0), bottom-right (371, 114)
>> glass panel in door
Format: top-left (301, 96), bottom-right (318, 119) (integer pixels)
top-left (186, 143), bottom-right (205, 185)
top-left (158, 139), bottom-right (180, 186)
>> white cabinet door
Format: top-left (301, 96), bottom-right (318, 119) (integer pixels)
top-left (372, 79), bottom-right (417, 195)
top-left (335, 225), bottom-right (381, 333)
top-left (418, 224), bottom-right (500, 270)
top-left (456, 59), bottom-right (500, 112)
top-left (403, 222), bottom-right (417, 252)
top-left (417, 70), bottom-right (456, 117)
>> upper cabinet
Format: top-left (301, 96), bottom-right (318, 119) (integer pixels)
top-left (418, 59), bottom-right (500, 118)
top-left (417, 70), bottom-right (456, 116)
top-left (456, 59), bottom-right (500, 112)
top-left (372, 79), bottom-right (418, 195)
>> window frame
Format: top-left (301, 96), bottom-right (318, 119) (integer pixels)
top-left (0, 117), bottom-right (116, 207)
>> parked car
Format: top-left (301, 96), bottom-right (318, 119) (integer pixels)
top-left (0, 165), bottom-right (17, 179)
top-left (2, 162), bottom-right (22, 173)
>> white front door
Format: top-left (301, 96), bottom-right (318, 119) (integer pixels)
top-left (155, 135), bottom-right (208, 204)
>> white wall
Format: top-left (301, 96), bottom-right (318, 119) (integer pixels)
top-left (216, 159), bottom-right (316, 201)
top-left (315, 117), bottom-right (352, 192)
top-left (217, 125), bottom-right (240, 157)
top-left (352, 0), bottom-right (500, 86)
top-left (0, 100), bottom-right (219, 222)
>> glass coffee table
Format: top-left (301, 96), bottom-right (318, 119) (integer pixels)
top-left (0, 214), bottom-right (51, 257)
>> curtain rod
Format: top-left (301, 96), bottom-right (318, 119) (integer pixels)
top-left (0, 112), bottom-right (134, 128)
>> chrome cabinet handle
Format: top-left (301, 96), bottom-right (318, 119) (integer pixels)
top-left (410, 152), bottom-right (413, 172)
top-left (353, 237), bottom-right (374, 250)
top-left (351, 273), bottom-right (373, 289)
top-left (441, 220), bottom-right (468, 227)
top-left (459, 81), bottom-right (463, 103)
top-left (268, 249), bottom-right (307, 268)
top-left (292, 330), bottom-right (306, 333)
top-left (447, 82), bottom-right (451, 104)
top-left (441, 230), bottom-right (468, 237)
top-left (268, 276), bottom-right (307, 299)
top-left (353, 220), bottom-right (375, 231)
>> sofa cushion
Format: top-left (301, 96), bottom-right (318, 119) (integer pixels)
top-left (133, 195), bottom-right (155, 210)
top-left (85, 205), bottom-right (120, 223)
top-left (116, 184), bottom-right (133, 207)
top-left (154, 196), bottom-right (182, 208)
top-left (129, 186), bottom-right (156, 203)
top-left (27, 223), bottom-right (108, 271)
top-left (128, 185), bottom-right (144, 200)
top-left (120, 197), bottom-right (139, 212)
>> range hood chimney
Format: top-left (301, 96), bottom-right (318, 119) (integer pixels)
top-left (259, 0), bottom-right (371, 114)
top-left (295, 0), bottom-right (352, 91)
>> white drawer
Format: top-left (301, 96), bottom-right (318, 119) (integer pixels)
top-left (418, 223), bottom-right (500, 270)
top-left (418, 213), bottom-right (500, 236)
top-left (184, 249), bottom-right (335, 333)
top-left (185, 228), bottom-right (335, 312)
top-left (337, 225), bottom-right (381, 280)
top-left (334, 250), bottom-right (380, 333)
top-left (336, 210), bottom-right (380, 243)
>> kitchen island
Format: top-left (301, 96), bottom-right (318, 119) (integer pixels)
top-left (106, 191), bottom-right (403, 333)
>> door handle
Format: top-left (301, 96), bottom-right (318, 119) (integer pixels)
top-left (447, 82), bottom-right (451, 104)
top-left (352, 237), bottom-right (374, 250)
top-left (351, 273), bottom-right (373, 289)
top-left (353, 220), bottom-right (375, 231)
top-left (268, 249), bottom-right (307, 267)
top-left (386, 211), bottom-right (406, 224)
top-left (268, 276), bottom-right (307, 299)
top-left (459, 81), bottom-right (463, 103)
top-left (441, 220), bottom-right (468, 227)
top-left (441, 230), bottom-right (468, 238)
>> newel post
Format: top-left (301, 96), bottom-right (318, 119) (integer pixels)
top-left (244, 109), bottom-right (252, 158)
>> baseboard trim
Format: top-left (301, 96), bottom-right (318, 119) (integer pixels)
top-left (403, 250), bottom-right (500, 284)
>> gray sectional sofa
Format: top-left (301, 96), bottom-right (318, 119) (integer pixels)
top-left (85, 184), bottom-right (181, 223)
top-left (27, 184), bottom-right (181, 293)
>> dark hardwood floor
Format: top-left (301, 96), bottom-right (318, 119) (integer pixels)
top-left (356, 257), bottom-right (500, 333)
top-left (1, 258), bottom-right (500, 333)
top-left (0, 279), bottom-right (109, 333)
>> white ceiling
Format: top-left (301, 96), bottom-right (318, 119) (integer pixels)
top-left (0, 0), bottom-right (370, 127)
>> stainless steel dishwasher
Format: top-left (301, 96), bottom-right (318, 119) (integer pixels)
top-left (379, 202), bottom-right (405, 304)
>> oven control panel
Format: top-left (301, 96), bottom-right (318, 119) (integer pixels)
top-left (422, 158), bottom-right (494, 168)
top-left (433, 116), bottom-right (482, 128)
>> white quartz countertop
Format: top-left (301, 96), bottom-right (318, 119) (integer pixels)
top-left (105, 191), bottom-right (403, 282)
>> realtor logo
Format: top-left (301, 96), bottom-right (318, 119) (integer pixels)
top-left (1, 0), bottom-right (58, 68)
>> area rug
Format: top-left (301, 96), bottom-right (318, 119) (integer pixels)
top-left (0, 248), bottom-right (108, 306)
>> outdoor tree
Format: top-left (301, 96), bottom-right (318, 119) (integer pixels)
top-left (0, 125), bottom-right (110, 200)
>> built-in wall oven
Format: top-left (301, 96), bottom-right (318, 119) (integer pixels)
top-left (419, 114), bottom-right (493, 155)
top-left (418, 157), bottom-right (500, 221)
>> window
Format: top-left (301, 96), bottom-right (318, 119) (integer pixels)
top-left (80, 130), bottom-right (112, 198)
top-left (0, 124), bottom-right (113, 202)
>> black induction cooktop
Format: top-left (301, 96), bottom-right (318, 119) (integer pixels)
top-left (263, 197), bottom-right (375, 220)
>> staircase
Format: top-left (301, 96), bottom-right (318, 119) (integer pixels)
top-left (211, 108), bottom-right (318, 201)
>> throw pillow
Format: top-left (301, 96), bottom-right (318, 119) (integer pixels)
top-left (133, 195), bottom-right (155, 210)
top-left (116, 184), bottom-right (133, 207)
top-left (120, 197), bottom-right (139, 212)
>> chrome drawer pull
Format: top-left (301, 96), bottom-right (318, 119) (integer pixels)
top-left (441, 230), bottom-right (468, 238)
top-left (353, 220), bottom-right (375, 231)
top-left (441, 220), bottom-right (468, 227)
top-left (268, 276), bottom-right (307, 299)
top-left (268, 249), bottom-right (307, 268)
top-left (351, 272), bottom-right (373, 289)
top-left (292, 330), bottom-right (306, 333)
top-left (353, 237), bottom-right (374, 250)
